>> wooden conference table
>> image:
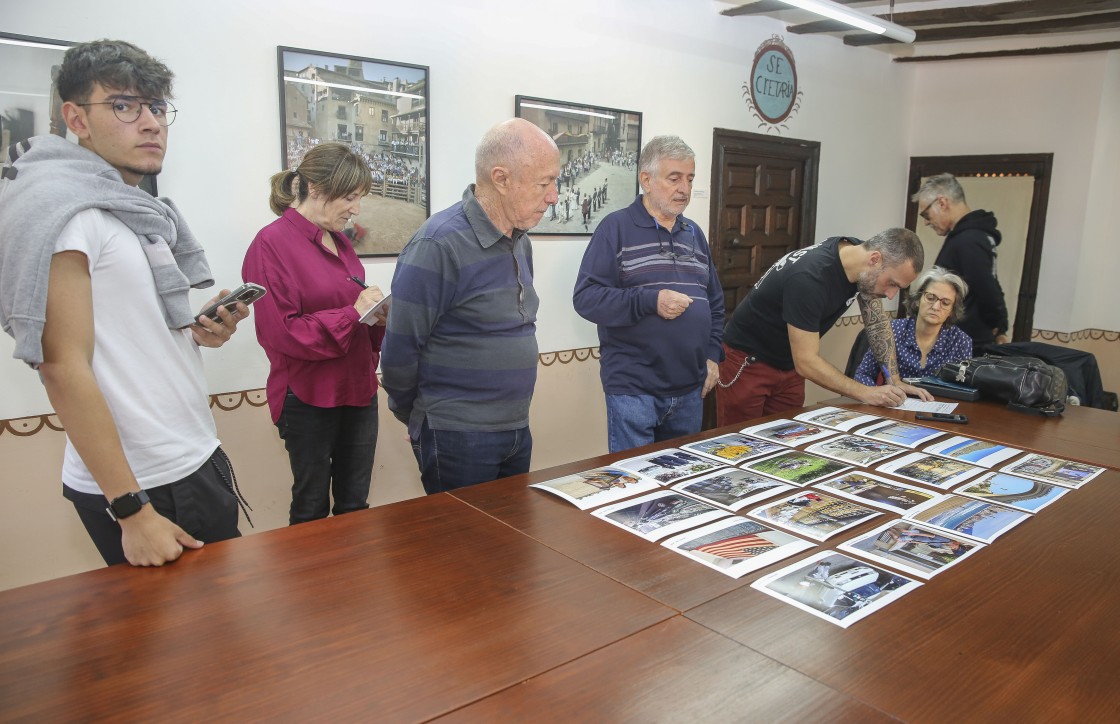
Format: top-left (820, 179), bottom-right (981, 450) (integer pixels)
top-left (2, 400), bottom-right (1117, 721)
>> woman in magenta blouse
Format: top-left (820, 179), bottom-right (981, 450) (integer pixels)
top-left (242, 143), bottom-right (386, 525)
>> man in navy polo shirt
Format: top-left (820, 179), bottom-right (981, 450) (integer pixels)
top-left (381, 119), bottom-right (560, 493)
top-left (573, 136), bottom-right (725, 453)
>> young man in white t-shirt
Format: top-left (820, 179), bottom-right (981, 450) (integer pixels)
top-left (6, 40), bottom-right (249, 567)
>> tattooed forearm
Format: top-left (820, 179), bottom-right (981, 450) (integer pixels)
top-left (858, 294), bottom-right (899, 380)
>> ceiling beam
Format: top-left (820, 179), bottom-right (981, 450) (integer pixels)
top-left (893, 39), bottom-right (1120, 61)
top-left (844, 10), bottom-right (1120, 45)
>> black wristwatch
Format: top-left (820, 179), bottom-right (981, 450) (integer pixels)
top-left (106, 490), bottom-right (151, 522)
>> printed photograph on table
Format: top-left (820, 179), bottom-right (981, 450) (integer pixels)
top-left (680, 433), bottom-right (787, 465)
top-left (751, 550), bottom-right (921, 629)
top-left (815, 471), bottom-right (942, 514)
top-left (876, 452), bottom-right (986, 490)
top-left (1000, 453), bottom-right (1106, 489)
top-left (904, 494), bottom-right (1030, 544)
top-left (793, 406), bottom-right (882, 433)
top-left (662, 517), bottom-right (816, 579)
top-left (612, 448), bottom-right (724, 484)
top-left (277, 46), bottom-right (429, 256)
top-left (954, 471), bottom-right (1070, 513)
top-left (837, 519), bottom-right (984, 580)
top-left (529, 466), bottom-right (662, 510)
top-left (924, 435), bottom-right (1023, 469)
top-left (857, 419), bottom-right (946, 448)
top-left (740, 419), bottom-right (837, 446)
top-left (804, 434), bottom-right (907, 467)
top-left (746, 490), bottom-right (881, 542)
top-left (514, 95), bottom-right (641, 236)
top-left (745, 450), bottom-right (851, 487)
top-left (591, 490), bottom-right (729, 542)
top-left (671, 468), bottom-right (796, 512)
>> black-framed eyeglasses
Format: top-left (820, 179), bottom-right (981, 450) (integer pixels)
top-left (922, 291), bottom-right (954, 309)
top-left (918, 196), bottom-right (940, 221)
top-left (76, 96), bottom-right (177, 126)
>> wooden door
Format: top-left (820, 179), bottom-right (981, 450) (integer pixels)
top-left (709, 129), bottom-right (820, 313)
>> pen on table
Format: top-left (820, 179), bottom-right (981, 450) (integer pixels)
top-left (350, 276), bottom-right (368, 289)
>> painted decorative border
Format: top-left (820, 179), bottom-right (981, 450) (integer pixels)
top-left (1, 347), bottom-right (604, 435)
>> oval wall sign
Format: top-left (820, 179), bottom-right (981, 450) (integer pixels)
top-left (743, 36), bottom-right (802, 132)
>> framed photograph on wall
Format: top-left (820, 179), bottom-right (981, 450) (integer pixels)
top-left (278, 46), bottom-right (429, 257)
top-left (515, 95), bottom-right (641, 236)
top-left (1, 32), bottom-right (157, 196)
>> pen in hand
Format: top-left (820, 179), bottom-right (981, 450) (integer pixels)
top-left (881, 365), bottom-right (895, 387)
top-left (350, 275), bottom-right (368, 289)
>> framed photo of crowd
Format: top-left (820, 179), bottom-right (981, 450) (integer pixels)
top-left (1, 32), bottom-right (157, 196)
top-left (277, 46), bottom-right (430, 256)
top-left (515, 94), bottom-right (642, 236)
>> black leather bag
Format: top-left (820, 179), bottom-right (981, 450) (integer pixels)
top-left (937, 355), bottom-right (1067, 416)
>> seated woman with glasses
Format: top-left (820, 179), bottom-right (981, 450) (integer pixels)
top-left (853, 267), bottom-right (973, 386)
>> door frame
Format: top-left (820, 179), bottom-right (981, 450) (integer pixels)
top-left (708, 128), bottom-right (820, 270)
top-left (904, 154), bottom-right (1053, 341)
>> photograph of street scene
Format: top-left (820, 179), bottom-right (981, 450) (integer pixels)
top-left (662, 517), bottom-right (814, 579)
top-left (279, 48), bottom-right (428, 255)
top-left (515, 95), bottom-right (640, 235)
top-left (680, 432), bottom-right (786, 465)
top-left (751, 551), bottom-right (921, 628)
top-left (877, 452), bottom-right (986, 490)
top-left (592, 490), bottom-right (728, 542)
top-left (815, 471), bottom-right (941, 514)
top-left (1002, 453), bottom-right (1106, 488)
top-left (612, 448), bottom-right (723, 484)
top-left (747, 490), bottom-right (880, 541)
top-left (805, 434), bottom-right (907, 467)
top-left (793, 406), bottom-right (881, 433)
top-left (838, 520), bottom-right (984, 579)
top-left (672, 468), bottom-right (795, 511)
top-left (530, 466), bottom-right (661, 510)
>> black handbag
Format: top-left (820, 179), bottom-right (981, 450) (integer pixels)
top-left (937, 355), bottom-right (1067, 416)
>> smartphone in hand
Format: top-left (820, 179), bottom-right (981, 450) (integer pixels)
top-left (195, 283), bottom-right (267, 323)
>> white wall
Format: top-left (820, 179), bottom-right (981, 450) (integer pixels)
top-left (2, 0), bottom-right (920, 419)
top-left (907, 51), bottom-right (1120, 333)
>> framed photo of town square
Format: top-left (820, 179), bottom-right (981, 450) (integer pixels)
top-left (514, 95), bottom-right (641, 236)
top-left (277, 47), bottom-right (429, 256)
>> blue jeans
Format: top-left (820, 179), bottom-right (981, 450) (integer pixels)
top-left (276, 391), bottom-right (378, 525)
top-left (411, 418), bottom-right (532, 495)
top-left (606, 390), bottom-right (704, 453)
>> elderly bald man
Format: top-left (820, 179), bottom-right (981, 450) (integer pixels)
top-left (381, 119), bottom-right (560, 493)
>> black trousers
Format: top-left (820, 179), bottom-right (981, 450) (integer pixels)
top-left (64, 447), bottom-right (242, 566)
top-left (276, 391), bottom-right (377, 525)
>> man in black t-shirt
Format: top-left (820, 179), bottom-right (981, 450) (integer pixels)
top-left (716, 228), bottom-right (933, 426)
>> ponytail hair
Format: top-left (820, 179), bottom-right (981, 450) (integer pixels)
top-left (268, 170), bottom-right (303, 216)
top-left (268, 142), bottom-right (372, 216)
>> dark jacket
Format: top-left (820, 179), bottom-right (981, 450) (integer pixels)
top-left (935, 209), bottom-right (1009, 348)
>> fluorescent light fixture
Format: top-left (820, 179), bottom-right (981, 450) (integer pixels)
top-left (283, 76), bottom-right (424, 101)
top-left (519, 102), bottom-right (616, 120)
top-left (0, 37), bottom-right (70, 50)
top-left (779, 0), bottom-right (917, 44)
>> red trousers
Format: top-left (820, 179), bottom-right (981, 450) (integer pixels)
top-left (715, 343), bottom-right (806, 427)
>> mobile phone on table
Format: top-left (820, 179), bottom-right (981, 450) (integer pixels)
top-left (195, 283), bottom-right (267, 323)
top-left (915, 412), bottom-right (969, 424)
